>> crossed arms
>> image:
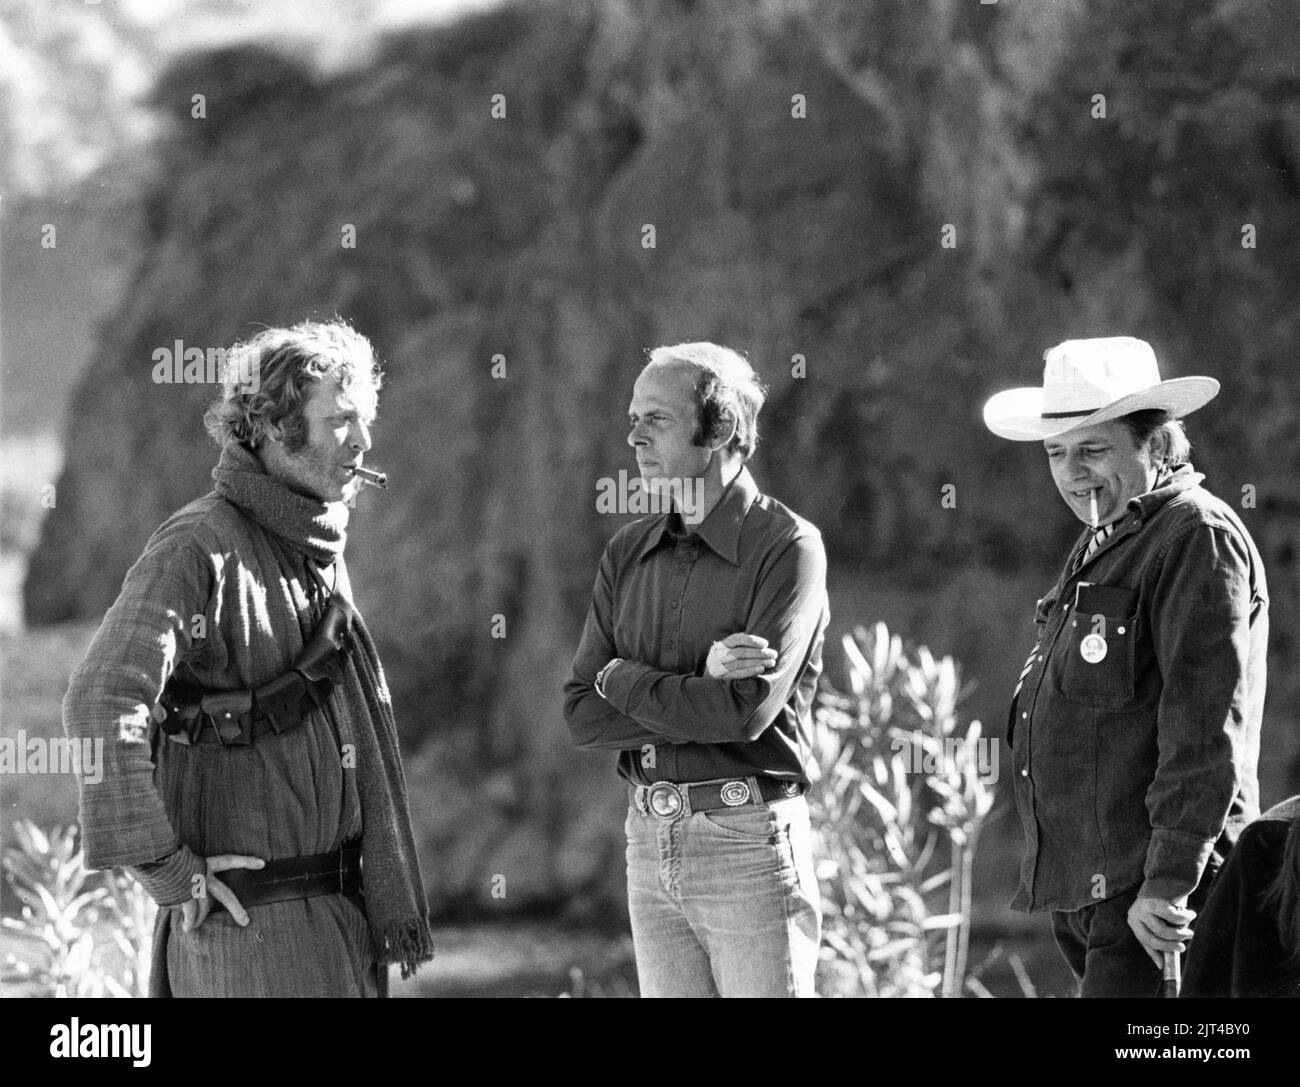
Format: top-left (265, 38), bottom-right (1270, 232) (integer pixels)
top-left (562, 532), bottom-right (827, 750)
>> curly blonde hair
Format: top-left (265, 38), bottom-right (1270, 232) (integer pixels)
top-left (203, 320), bottom-right (382, 452)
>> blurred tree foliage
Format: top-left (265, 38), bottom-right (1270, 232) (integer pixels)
top-left (0, 0), bottom-right (155, 197)
top-left (1022, 0), bottom-right (1300, 658)
top-left (22, 0), bottom-right (1300, 913)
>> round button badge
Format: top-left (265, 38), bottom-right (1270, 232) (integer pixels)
top-left (1080, 633), bottom-right (1108, 664)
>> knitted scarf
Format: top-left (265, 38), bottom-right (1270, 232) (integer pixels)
top-left (211, 442), bottom-right (434, 978)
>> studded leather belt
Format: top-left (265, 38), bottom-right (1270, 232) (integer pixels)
top-left (632, 775), bottom-right (805, 819)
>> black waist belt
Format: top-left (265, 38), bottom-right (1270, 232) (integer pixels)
top-left (632, 775), bottom-right (805, 819)
top-left (156, 598), bottom-right (354, 747)
top-left (213, 841), bottom-right (362, 912)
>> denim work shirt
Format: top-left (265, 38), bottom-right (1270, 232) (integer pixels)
top-left (563, 467), bottom-right (829, 786)
top-left (1008, 465), bottom-right (1268, 913)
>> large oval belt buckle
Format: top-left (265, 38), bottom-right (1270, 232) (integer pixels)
top-left (648, 782), bottom-right (683, 819)
top-left (720, 780), bottom-right (751, 806)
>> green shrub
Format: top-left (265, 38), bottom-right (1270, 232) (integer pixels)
top-left (557, 963), bottom-right (638, 999)
top-left (811, 622), bottom-right (995, 997)
top-left (1, 820), bottom-right (155, 997)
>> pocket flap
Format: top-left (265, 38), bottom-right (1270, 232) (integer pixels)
top-left (199, 688), bottom-right (254, 716)
top-left (1074, 583), bottom-right (1137, 618)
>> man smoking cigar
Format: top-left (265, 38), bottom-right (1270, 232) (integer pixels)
top-left (563, 343), bottom-right (829, 997)
top-left (350, 465), bottom-right (387, 489)
top-left (62, 320), bottom-right (432, 996)
top-left (984, 337), bottom-right (1268, 997)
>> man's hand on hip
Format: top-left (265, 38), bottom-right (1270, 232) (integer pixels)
top-left (707, 633), bottom-right (778, 680)
top-left (180, 854), bottom-right (265, 932)
top-left (1127, 895), bottom-right (1195, 967)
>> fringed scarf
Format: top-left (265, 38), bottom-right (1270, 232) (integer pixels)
top-left (212, 442), bottom-right (434, 978)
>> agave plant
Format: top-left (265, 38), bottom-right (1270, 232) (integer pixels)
top-left (810, 622), bottom-right (996, 997)
top-left (1, 820), bottom-right (156, 997)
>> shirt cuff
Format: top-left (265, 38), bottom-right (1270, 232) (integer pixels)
top-left (1140, 829), bottom-right (1216, 903)
top-left (601, 659), bottom-right (652, 717)
top-left (128, 846), bottom-right (207, 907)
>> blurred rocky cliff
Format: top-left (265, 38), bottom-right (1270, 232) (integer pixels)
top-left (22, 0), bottom-right (1300, 916)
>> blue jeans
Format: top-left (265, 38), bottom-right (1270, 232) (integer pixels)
top-left (625, 787), bottom-right (822, 997)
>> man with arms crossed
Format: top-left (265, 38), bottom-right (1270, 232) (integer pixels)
top-left (564, 342), bottom-right (828, 997)
top-left (984, 337), bottom-right (1267, 997)
top-left (63, 320), bottom-right (433, 996)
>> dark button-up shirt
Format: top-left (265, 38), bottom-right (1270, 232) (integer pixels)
top-left (1008, 465), bottom-right (1268, 913)
top-left (563, 467), bottom-right (829, 786)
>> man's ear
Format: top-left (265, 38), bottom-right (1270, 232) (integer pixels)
top-left (708, 414), bottom-right (738, 453)
top-left (1148, 429), bottom-right (1171, 466)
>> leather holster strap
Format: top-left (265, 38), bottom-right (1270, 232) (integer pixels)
top-left (157, 597), bottom-right (354, 748)
top-left (211, 841), bottom-right (362, 911)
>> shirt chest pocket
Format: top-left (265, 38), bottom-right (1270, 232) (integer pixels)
top-left (1057, 584), bottom-right (1139, 711)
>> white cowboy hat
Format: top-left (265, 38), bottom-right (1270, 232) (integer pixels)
top-left (983, 337), bottom-right (1219, 442)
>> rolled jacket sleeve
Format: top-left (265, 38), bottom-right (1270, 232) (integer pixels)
top-left (1141, 522), bottom-right (1257, 902)
top-left (62, 524), bottom-right (214, 896)
top-left (600, 532), bottom-right (827, 744)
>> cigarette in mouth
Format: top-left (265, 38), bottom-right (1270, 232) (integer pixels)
top-left (1089, 489), bottom-right (1098, 529)
top-left (349, 465), bottom-right (388, 490)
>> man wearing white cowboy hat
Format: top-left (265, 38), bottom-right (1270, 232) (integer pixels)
top-left (985, 336), bottom-right (1268, 997)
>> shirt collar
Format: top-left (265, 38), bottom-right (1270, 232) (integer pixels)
top-left (633, 467), bottom-right (758, 566)
top-left (1067, 463), bottom-right (1204, 557)
top-left (1125, 463), bottom-right (1203, 527)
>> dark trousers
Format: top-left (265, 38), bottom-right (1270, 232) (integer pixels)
top-left (1050, 871), bottom-right (1217, 998)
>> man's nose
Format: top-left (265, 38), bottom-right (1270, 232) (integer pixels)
top-left (627, 425), bottom-right (647, 448)
top-left (1063, 450), bottom-right (1088, 478)
top-left (351, 419), bottom-right (372, 453)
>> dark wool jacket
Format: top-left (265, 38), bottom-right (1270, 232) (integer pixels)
top-left (62, 494), bottom-right (371, 996)
top-left (1008, 466), bottom-right (1268, 913)
top-left (1182, 796), bottom-right (1300, 998)
top-left (61, 442), bottom-right (435, 995)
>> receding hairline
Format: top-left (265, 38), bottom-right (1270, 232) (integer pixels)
top-left (639, 349), bottom-right (765, 404)
top-left (629, 362), bottom-right (697, 414)
top-left (636, 356), bottom-right (704, 390)
top-left (644, 343), bottom-right (756, 376)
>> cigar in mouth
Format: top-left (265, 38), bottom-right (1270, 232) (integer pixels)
top-left (1089, 488), bottom-right (1098, 529)
top-left (349, 465), bottom-right (388, 490)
